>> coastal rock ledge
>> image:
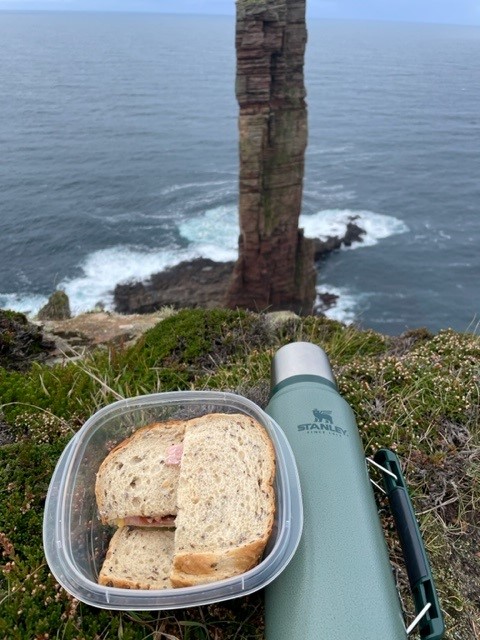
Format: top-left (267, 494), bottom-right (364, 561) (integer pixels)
top-left (113, 219), bottom-right (365, 315)
top-left (114, 259), bottom-right (233, 314)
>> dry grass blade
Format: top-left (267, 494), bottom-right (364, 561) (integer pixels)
top-left (58, 345), bottom-right (125, 401)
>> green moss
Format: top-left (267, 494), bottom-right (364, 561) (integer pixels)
top-left (1, 310), bottom-right (29, 324)
top-left (0, 362), bottom-right (96, 434)
top-left (121, 307), bottom-right (274, 391)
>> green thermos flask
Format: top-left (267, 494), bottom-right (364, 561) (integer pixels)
top-left (264, 342), bottom-right (444, 640)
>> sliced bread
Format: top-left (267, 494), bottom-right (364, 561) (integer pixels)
top-left (171, 413), bottom-right (276, 586)
top-left (95, 421), bottom-right (186, 525)
top-left (98, 526), bottom-right (174, 589)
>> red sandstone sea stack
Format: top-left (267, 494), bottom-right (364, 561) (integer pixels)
top-left (225, 0), bottom-right (316, 314)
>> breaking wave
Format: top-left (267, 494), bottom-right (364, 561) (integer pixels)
top-left (1, 206), bottom-right (407, 322)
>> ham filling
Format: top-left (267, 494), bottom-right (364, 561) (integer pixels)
top-left (120, 515), bottom-right (176, 527)
top-left (165, 443), bottom-right (184, 466)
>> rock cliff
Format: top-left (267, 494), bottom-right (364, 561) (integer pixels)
top-left (225, 0), bottom-right (317, 314)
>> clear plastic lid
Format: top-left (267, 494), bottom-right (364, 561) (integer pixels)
top-left (43, 390), bottom-right (303, 610)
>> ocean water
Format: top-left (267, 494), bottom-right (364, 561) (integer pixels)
top-left (0, 12), bottom-right (479, 335)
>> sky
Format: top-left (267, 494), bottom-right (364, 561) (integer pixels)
top-left (0, 0), bottom-right (479, 26)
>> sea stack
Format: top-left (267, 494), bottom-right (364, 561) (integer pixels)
top-left (225, 0), bottom-right (316, 314)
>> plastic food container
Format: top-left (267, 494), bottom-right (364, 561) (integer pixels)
top-left (43, 391), bottom-right (303, 610)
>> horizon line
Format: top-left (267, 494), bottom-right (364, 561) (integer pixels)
top-left (0, 8), bottom-right (478, 28)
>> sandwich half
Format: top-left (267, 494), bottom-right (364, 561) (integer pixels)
top-left (95, 420), bottom-right (186, 527)
top-left (171, 413), bottom-right (275, 586)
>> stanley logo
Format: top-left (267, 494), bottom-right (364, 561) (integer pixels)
top-left (297, 409), bottom-right (347, 436)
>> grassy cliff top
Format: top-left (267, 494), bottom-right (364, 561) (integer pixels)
top-left (0, 308), bottom-right (479, 639)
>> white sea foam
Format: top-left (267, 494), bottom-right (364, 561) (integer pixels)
top-left (301, 209), bottom-right (409, 248)
top-left (58, 241), bottom-right (237, 315)
top-left (160, 180), bottom-right (233, 196)
top-left (178, 204), bottom-right (239, 251)
top-left (1, 207), bottom-right (408, 319)
top-left (58, 245), bottom-right (212, 314)
top-left (307, 144), bottom-right (354, 156)
top-left (96, 211), bottom-right (173, 225)
top-left (303, 184), bottom-right (356, 203)
top-left (77, 206), bottom-right (402, 318)
top-left (0, 292), bottom-right (49, 318)
top-left (180, 206), bottom-right (408, 251)
top-left (315, 285), bottom-right (363, 325)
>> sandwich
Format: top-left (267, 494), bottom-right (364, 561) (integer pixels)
top-left (95, 413), bottom-right (276, 589)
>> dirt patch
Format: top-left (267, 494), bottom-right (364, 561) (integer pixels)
top-left (36, 309), bottom-right (175, 361)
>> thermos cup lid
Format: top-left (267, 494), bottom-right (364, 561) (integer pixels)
top-left (271, 342), bottom-right (337, 388)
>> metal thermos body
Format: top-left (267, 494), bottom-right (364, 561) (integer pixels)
top-left (264, 342), bottom-right (407, 639)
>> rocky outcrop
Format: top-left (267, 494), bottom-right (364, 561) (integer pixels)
top-left (38, 309), bottom-right (175, 361)
top-left (313, 218), bottom-right (365, 260)
top-left (225, 0), bottom-right (316, 315)
top-left (0, 310), bottom-right (55, 371)
top-left (114, 259), bottom-right (233, 314)
top-left (37, 290), bottom-right (71, 321)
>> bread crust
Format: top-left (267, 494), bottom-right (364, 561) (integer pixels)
top-left (170, 537), bottom-right (271, 587)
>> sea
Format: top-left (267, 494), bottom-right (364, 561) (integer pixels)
top-left (1, 12), bottom-right (479, 335)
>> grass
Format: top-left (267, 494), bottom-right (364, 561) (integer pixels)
top-left (0, 308), bottom-right (479, 639)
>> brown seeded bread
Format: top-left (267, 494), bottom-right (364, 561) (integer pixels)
top-left (98, 527), bottom-right (175, 589)
top-left (95, 421), bottom-right (186, 525)
top-left (171, 413), bottom-right (275, 586)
